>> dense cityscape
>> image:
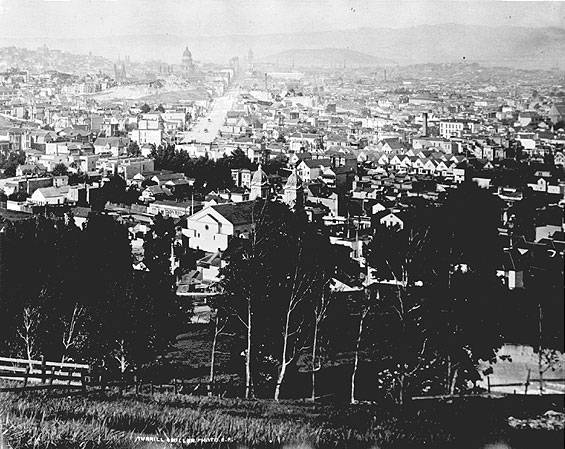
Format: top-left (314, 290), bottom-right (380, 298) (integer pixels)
top-left (0, 1), bottom-right (563, 448)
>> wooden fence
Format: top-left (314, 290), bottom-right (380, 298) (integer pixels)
top-left (0, 356), bottom-right (89, 392)
top-left (487, 373), bottom-right (565, 395)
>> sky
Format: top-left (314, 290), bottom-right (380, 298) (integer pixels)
top-left (0, 0), bottom-right (563, 40)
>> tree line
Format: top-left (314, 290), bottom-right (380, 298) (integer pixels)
top-left (210, 183), bottom-right (562, 403)
top-left (207, 185), bottom-right (508, 403)
top-left (151, 144), bottom-right (284, 194)
top-left (0, 212), bottom-right (186, 377)
top-left (0, 182), bottom-right (561, 403)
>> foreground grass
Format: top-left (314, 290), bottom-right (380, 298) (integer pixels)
top-left (0, 391), bottom-right (563, 449)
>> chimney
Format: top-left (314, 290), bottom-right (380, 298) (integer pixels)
top-left (422, 112), bottom-right (428, 137)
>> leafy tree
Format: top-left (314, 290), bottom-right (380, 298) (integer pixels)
top-left (226, 147), bottom-right (252, 170)
top-left (52, 163), bottom-right (68, 177)
top-left (128, 141), bottom-right (141, 157)
top-left (101, 175), bottom-right (127, 204)
top-left (365, 183), bottom-right (505, 402)
top-left (156, 104), bottom-right (165, 113)
top-left (0, 150), bottom-right (26, 177)
top-left (140, 103), bottom-right (151, 113)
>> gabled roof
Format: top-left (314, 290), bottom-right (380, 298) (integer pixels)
top-left (301, 158), bottom-right (331, 168)
top-left (34, 185), bottom-right (70, 198)
top-left (211, 201), bottom-right (256, 226)
top-left (380, 138), bottom-right (404, 150)
top-left (152, 172), bottom-right (185, 182)
top-left (145, 185), bottom-right (170, 195)
top-left (94, 137), bottom-right (129, 147)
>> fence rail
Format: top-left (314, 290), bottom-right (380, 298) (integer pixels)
top-left (487, 374), bottom-right (565, 395)
top-left (0, 356), bottom-right (89, 390)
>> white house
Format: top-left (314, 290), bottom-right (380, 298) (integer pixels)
top-left (30, 185), bottom-right (71, 206)
top-left (297, 158), bottom-right (331, 181)
top-left (379, 211), bottom-right (404, 230)
top-left (185, 201), bottom-right (255, 253)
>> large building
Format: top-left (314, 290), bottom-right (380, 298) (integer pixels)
top-left (182, 46), bottom-right (195, 75)
top-left (185, 202), bottom-right (256, 253)
top-left (439, 119), bottom-right (480, 138)
top-left (130, 113), bottom-right (164, 147)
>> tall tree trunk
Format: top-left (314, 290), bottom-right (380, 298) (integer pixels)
top-left (274, 362), bottom-right (287, 401)
top-left (114, 339), bottom-right (129, 374)
top-left (275, 308), bottom-right (292, 401)
top-left (398, 374), bottom-right (405, 406)
top-left (449, 367), bottom-right (459, 395)
top-left (351, 309), bottom-right (366, 404)
top-left (446, 355), bottom-right (452, 394)
top-left (61, 303), bottom-right (83, 363)
top-left (245, 298), bottom-right (254, 399)
top-left (18, 307), bottom-right (38, 369)
top-left (209, 317), bottom-right (219, 396)
top-left (311, 318), bottom-right (319, 401)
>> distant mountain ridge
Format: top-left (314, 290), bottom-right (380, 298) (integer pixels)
top-left (0, 24), bottom-right (563, 69)
top-left (258, 48), bottom-right (394, 68)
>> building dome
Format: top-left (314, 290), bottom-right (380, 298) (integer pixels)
top-left (183, 46), bottom-right (192, 58)
top-left (251, 164), bottom-right (268, 186)
top-left (285, 167), bottom-right (303, 189)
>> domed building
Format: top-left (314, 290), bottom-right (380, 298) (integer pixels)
top-left (250, 164), bottom-right (269, 200)
top-left (182, 46), bottom-right (194, 74)
top-left (283, 166), bottom-right (304, 208)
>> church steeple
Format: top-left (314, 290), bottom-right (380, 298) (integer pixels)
top-left (283, 166), bottom-right (304, 209)
top-left (250, 164), bottom-right (269, 200)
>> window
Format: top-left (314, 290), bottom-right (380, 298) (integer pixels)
top-left (205, 224), bottom-right (209, 230)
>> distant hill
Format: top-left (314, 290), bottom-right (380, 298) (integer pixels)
top-left (1, 24), bottom-right (563, 69)
top-left (258, 48), bottom-right (394, 68)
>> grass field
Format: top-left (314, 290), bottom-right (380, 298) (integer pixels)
top-left (0, 390), bottom-right (563, 449)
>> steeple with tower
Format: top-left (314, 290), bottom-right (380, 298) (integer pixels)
top-left (250, 164), bottom-right (270, 200)
top-left (283, 166), bottom-right (304, 209)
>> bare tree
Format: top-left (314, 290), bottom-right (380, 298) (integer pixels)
top-left (61, 303), bottom-right (85, 363)
top-left (17, 307), bottom-right (40, 366)
top-left (350, 287), bottom-right (378, 404)
top-left (113, 338), bottom-right (129, 374)
top-left (369, 227), bottom-right (432, 404)
top-left (209, 308), bottom-right (229, 396)
top-left (311, 281), bottom-right (332, 401)
top-left (274, 242), bottom-right (317, 401)
top-left (239, 199), bottom-right (268, 399)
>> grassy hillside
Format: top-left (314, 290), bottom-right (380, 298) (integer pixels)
top-left (0, 391), bottom-right (563, 448)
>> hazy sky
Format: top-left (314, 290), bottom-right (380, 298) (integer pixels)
top-left (0, 0), bottom-right (563, 39)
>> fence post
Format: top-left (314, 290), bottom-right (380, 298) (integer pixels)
top-left (487, 376), bottom-right (491, 394)
top-left (23, 366), bottom-right (30, 388)
top-left (80, 369), bottom-right (87, 393)
top-left (134, 375), bottom-right (139, 396)
top-left (49, 366), bottom-right (55, 386)
top-left (40, 356), bottom-right (46, 384)
top-left (524, 369), bottom-right (530, 395)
